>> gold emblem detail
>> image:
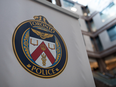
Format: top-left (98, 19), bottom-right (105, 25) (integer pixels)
top-left (31, 28), bottom-right (53, 39)
top-left (41, 53), bottom-right (47, 66)
top-left (40, 44), bottom-right (46, 51)
top-left (23, 30), bottom-right (32, 59)
top-left (33, 16), bottom-right (42, 21)
top-left (30, 38), bottom-right (38, 46)
top-left (48, 43), bottom-right (55, 50)
top-left (56, 68), bottom-right (59, 71)
top-left (27, 64), bottom-right (31, 68)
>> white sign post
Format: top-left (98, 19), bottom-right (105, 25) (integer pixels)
top-left (0, 0), bottom-right (95, 87)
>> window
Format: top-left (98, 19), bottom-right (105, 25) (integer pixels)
top-left (107, 25), bottom-right (116, 41)
top-left (100, 2), bottom-right (116, 22)
top-left (52, 0), bottom-right (56, 4)
top-left (85, 19), bottom-right (97, 32)
top-left (63, 0), bottom-right (74, 7)
top-left (91, 36), bottom-right (103, 52)
top-left (82, 6), bottom-right (90, 16)
top-left (95, 36), bottom-right (103, 51)
top-left (62, 0), bottom-right (77, 12)
top-left (90, 19), bottom-right (97, 32)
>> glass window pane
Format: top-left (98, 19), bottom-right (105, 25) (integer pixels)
top-left (107, 25), bottom-right (116, 41)
top-left (100, 2), bottom-right (116, 22)
top-left (63, 0), bottom-right (74, 7)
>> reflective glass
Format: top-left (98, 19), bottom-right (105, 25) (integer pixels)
top-left (100, 2), bottom-right (116, 22)
top-left (63, 0), bottom-right (74, 7)
top-left (107, 25), bottom-right (116, 41)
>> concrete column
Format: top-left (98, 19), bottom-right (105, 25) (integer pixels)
top-left (93, 38), bottom-right (99, 52)
top-left (55, 0), bottom-right (61, 7)
top-left (96, 58), bottom-right (107, 73)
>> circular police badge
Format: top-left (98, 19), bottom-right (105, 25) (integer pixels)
top-left (12, 15), bottom-right (68, 78)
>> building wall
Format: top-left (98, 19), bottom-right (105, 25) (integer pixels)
top-left (83, 35), bottom-right (94, 51)
top-left (93, 13), bottom-right (116, 30)
top-left (92, 12), bottom-right (116, 50)
top-left (87, 4), bottom-right (96, 15)
top-left (78, 18), bottom-right (88, 31)
top-left (60, 0), bottom-right (94, 51)
top-left (99, 31), bottom-right (116, 50)
top-left (78, 19), bottom-right (93, 51)
top-left (60, 0), bottom-right (83, 16)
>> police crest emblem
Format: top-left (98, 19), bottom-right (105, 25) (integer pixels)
top-left (12, 15), bottom-right (68, 78)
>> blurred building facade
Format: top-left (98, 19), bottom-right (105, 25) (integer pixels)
top-left (47, 0), bottom-right (116, 73)
top-left (47, 0), bottom-right (116, 86)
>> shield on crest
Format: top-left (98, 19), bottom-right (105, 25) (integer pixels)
top-left (29, 28), bottom-right (56, 68)
top-left (12, 15), bottom-right (67, 78)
